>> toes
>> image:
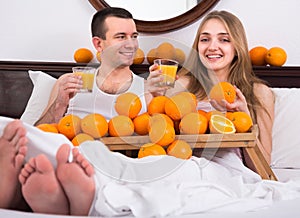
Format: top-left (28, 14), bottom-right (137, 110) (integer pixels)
top-left (35, 155), bottom-right (54, 173)
top-left (56, 144), bottom-right (71, 165)
top-left (3, 120), bottom-right (25, 141)
top-left (15, 153), bottom-right (25, 169)
top-left (72, 148), bottom-right (94, 177)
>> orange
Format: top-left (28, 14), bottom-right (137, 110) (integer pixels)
top-left (225, 111), bottom-right (234, 120)
top-left (147, 95), bottom-right (169, 115)
top-left (57, 114), bottom-right (81, 140)
top-left (177, 92), bottom-right (197, 107)
top-left (73, 48), bottom-right (94, 63)
top-left (209, 114), bottom-right (236, 134)
top-left (156, 42), bottom-right (176, 60)
top-left (148, 113), bottom-right (174, 131)
top-left (167, 140), bottom-right (192, 160)
top-left (146, 48), bottom-right (157, 65)
top-left (209, 82), bottom-right (236, 104)
top-left (249, 46), bottom-right (268, 66)
top-left (206, 110), bottom-right (225, 121)
top-left (149, 122), bottom-right (175, 146)
top-left (108, 115), bottom-right (134, 137)
top-left (71, 133), bottom-right (94, 146)
top-left (81, 113), bottom-right (108, 138)
top-left (227, 111), bottom-right (253, 133)
top-left (133, 112), bottom-right (151, 135)
top-left (198, 109), bottom-right (207, 118)
top-left (133, 48), bottom-right (145, 64)
top-left (165, 93), bottom-right (197, 121)
top-left (265, 47), bottom-right (287, 67)
top-left (36, 123), bottom-right (59, 133)
top-left (138, 143), bottom-right (166, 158)
top-left (114, 92), bottom-right (142, 119)
top-left (179, 112), bottom-right (208, 134)
top-left (96, 51), bottom-right (101, 62)
top-left (175, 48), bottom-right (186, 65)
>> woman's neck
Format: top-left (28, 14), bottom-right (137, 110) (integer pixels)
top-left (208, 68), bottom-right (230, 83)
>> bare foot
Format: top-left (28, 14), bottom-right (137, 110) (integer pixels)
top-left (19, 154), bottom-right (69, 214)
top-left (0, 120), bottom-right (27, 209)
top-left (56, 144), bottom-right (95, 216)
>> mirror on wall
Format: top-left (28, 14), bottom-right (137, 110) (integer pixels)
top-left (88, 0), bottom-right (220, 33)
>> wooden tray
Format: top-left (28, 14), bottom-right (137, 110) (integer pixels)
top-left (100, 125), bottom-right (257, 151)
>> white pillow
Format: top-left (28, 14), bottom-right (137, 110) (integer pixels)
top-left (20, 70), bottom-right (57, 125)
top-left (271, 88), bottom-right (300, 169)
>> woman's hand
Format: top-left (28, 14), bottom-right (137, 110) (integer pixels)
top-left (210, 86), bottom-right (250, 115)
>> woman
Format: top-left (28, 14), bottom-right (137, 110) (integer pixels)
top-left (149, 10), bottom-right (274, 164)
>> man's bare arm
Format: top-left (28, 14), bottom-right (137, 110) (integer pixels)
top-left (34, 73), bottom-right (82, 125)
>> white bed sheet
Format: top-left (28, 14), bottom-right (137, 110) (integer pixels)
top-left (1, 197), bottom-right (300, 218)
top-left (273, 168), bottom-right (300, 182)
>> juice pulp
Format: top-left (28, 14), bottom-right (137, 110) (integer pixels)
top-left (158, 64), bottom-right (178, 87)
top-left (75, 72), bottom-right (95, 92)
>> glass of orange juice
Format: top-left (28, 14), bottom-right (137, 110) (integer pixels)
top-left (154, 59), bottom-right (178, 87)
top-left (72, 66), bottom-right (96, 93)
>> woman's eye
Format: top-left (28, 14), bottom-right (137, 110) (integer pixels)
top-left (200, 38), bottom-right (209, 42)
top-left (221, 38), bottom-right (230, 42)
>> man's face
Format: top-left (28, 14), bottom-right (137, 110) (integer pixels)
top-left (99, 16), bottom-right (139, 68)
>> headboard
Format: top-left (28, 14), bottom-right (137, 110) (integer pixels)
top-left (1, 60), bottom-right (300, 119)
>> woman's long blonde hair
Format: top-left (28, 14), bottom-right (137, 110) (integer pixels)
top-left (179, 10), bottom-right (267, 122)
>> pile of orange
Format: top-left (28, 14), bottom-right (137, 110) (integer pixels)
top-left (249, 46), bottom-right (287, 67)
top-left (37, 87), bottom-right (253, 158)
top-left (146, 42), bottom-right (186, 65)
top-left (36, 113), bottom-right (108, 146)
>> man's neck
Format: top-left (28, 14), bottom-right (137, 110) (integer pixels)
top-left (96, 65), bottom-right (133, 94)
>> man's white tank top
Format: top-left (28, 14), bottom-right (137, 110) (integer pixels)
top-left (66, 71), bottom-right (147, 120)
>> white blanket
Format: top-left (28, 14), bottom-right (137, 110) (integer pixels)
top-left (1, 116), bottom-right (300, 217)
top-left (80, 142), bottom-right (300, 217)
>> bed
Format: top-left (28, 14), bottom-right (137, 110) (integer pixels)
top-left (1, 61), bottom-right (300, 217)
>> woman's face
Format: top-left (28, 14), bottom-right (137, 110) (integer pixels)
top-left (198, 18), bottom-right (236, 75)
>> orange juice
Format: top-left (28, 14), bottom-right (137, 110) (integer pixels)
top-left (74, 72), bottom-right (95, 92)
top-left (154, 59), bottom-right (178, 87)
top-left (158, 64), bottom-right (178, 87)
top-left (72, 67), bottom-right (96, 92)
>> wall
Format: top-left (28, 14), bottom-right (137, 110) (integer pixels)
top-left (0, 0), bottom-right (299, 66)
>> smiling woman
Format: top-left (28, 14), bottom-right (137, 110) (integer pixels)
top-left (88, 0), bottom-right (220, 33)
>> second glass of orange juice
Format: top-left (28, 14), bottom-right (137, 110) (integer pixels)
top-left (154, 59), bottom-right (178, 87)
top-left (72, 67), bottom-right (96, 92)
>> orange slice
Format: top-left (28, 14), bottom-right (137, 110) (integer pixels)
top-left (209, 114), bottom-right (236, 134)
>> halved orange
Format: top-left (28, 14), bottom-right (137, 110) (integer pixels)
top-left (209, 114), bottom-right (236, 134)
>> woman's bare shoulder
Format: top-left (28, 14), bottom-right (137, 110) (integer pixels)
top-left (253, 82), bottom-right (275, 103)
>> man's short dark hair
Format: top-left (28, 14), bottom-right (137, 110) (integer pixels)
top-left (91, 7), bottom-right (134, 39)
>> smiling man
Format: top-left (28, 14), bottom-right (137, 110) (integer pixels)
top-left (35, 7), bottom-right (158, 124)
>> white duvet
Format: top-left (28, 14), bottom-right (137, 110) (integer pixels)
top-left (1, 116), bottom-right (300, 217)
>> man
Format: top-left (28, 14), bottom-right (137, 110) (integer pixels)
top-left (35, 7), bottom-right (165, 125)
